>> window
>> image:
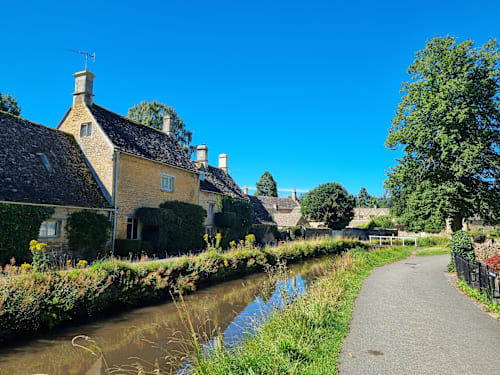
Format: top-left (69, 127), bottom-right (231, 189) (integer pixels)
top-left (80, 122), bottom-right (93, 137)
top-left (37, 153), bottom-right (51, 171)
top-left (161, 173), bottom-right (175, 192)
top-left (127, 217), bottom-right (139, 239)
top-left (39, 220), bottom-right (61, 238)
top-left (208, 203), bottom-right (215, 215)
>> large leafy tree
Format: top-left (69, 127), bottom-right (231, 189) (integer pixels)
top-left (386, 36), bottom-right (500, 232)
top-left (301, 182), bottom-right (355, 229)
top-left (127, 100), bottom-right (194, 156)
top-left (0, 93), bottom-right (21, 115)
top-left (255, 171), bottom-right (278, 197)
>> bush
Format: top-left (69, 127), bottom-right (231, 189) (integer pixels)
top-left (214, 212), bottom-right (236, 228)
top-left (470, 229), bottom-right (487, 243)
top-left (366, 215), bottom-right (395, 229)
top-left (136, 201), bottom-right (206, 253)
top-left (251, 225), bottom-right (279, 244)
top-left (218, 197), bottom-right (253, 247)
top-left (483, 254), bottom-right (500, 271)
top-left (66, 211), bottom-right (111, 260)
top-left (114, 239), bottom-right (142, 257)
top-left (450, 230), bottom-right (474, 261)
top-left (0, 204), bottom-right (54, 264)
top-left (288, 226), bottom-right (303, 240)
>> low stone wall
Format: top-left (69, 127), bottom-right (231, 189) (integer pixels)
top-left (332, 228), bottom-right (398, 241)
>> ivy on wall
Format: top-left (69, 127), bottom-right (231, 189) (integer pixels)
top-left (0, 203), bottom-right (54, 264)
top-left (66, 211), bottom-right (111, 259)
top-left (217, 196), bottom-right (253, 247)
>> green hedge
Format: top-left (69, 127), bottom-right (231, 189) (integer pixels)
top-left (67, 211), bottom-right (111, 259)
top-left (218, 197), bottom-right (253, 247)
top-left (0, 237), bottom-right (366, 334)
top-left (114, 240), bottom-right (155, 257)
top-left (0, 203), bottom-right (54, 265)
top-left (214, 212), bottom-right (236, 228)
top-left (136, 200), bottom-right (206, 253)
top-left (450, 230), bottom-right (474, 261)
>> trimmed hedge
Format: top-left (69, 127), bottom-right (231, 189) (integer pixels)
top-left (114, 240), bottom-right (155, 257)
top-left (0, 237), bottom-right (366, 335)
top-left (214, 212), bottom-right (236, 228)
top-left (66, 211), bottom-right (111, 259)
top-left (450, 230), bottom-right (474, 261)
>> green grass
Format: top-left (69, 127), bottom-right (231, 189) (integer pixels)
top-left (416, 246), bottom-right (450, 256)
top-left (192, 246), bottom-right (413, 375)
top-left (456, 279), bottom-right (500, 319)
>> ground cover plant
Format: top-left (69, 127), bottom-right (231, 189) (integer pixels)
top-left (456, 279), bottom-right (500, 319)
top-left (416, 246), bottom-right (450, 257)
top-left (192, 246), bottom-right (413, 375)
top-left (0, 237), bottom-right (364, 335)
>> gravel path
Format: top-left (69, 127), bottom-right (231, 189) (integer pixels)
top-left (339, 254), bottom-right (500, 375)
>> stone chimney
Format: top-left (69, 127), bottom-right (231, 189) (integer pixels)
top-left (219, 154), bottom-right (228, 173)
top-left (244, 185), bottom-right (249, 195)
top-left (292, 189), bottom-right (297, 201)
top-left (196, 144), bottom-right (208, 167)
top-left (73, 70), bottom-right (95, 106)
top-left (163, 113), bottom-right (174, 137)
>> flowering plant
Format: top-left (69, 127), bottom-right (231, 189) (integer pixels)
top-left (29, 240), bottom-right (49, 271)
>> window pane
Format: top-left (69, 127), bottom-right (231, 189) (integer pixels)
top-left (87, 124), bottom-right (92, 136)
top-left (80, 124), bottom-right (86, 137)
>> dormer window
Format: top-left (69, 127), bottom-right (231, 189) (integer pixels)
top-left (80, 122), bottom-right (93, 137)
top-left (37, 153), bottom-right (51, 171)
top-left (161, 173), bottom-right (174, 192)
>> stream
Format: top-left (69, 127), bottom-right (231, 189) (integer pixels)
top-left (0, 255), bottom-right (335, 375)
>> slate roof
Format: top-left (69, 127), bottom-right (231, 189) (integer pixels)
top-left (88, 104), bottom-right (198, 173)
top-left (197, 164), bottom-right (246, 199)
top-left (273, 212), bottom-right (304, 227)
top-left (253, 195), bottom-right (300, 211)
top-left (0, 111), bottom-right (111, 208)
top-left (248, 195), bottom-right (275, 225)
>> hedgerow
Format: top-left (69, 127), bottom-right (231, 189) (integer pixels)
top-left (0, 237), bottom-right (365, 335)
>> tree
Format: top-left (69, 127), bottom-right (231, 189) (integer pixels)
top-left (127, 100), bottom-right (194, 156)
top-left (385, 36), bottom-right (500, 232)
top-left (356, 187), bottom-right (370, 207)
top-left (0, 93), bottom-right (21, 116)
top-left (300, 182), bottom-right (355, 229)
top-left (255, 171), bottom-right (278, 197)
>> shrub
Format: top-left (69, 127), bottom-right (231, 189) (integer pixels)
top-left (483, 254), bottom-right (500, 272)
top-left (251, 225), bottom-right (279, 244)
top-left (114, 239), bottom-right (143, 257)
top-left (450, 230), bottom-right (474, 261)
top-left (416, 236), bottom-right (450, 247)
top-left (66, 211), bottom-right (111, 260)
top-left (288, 226), bottom-right (303, 240)
top-left (0, 203), bottom-right (54, 264)
top-left (470, 229), bottom-right (487, 243)
top-left (366, 215), bottom-right (395, 229)
top-left (136, 201), bottom-right (206, 253)
top-left (217, 196), bottom-right (253, 247)
top-left (214, 212), bottom-right (236, 228)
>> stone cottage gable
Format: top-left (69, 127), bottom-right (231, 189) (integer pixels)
top-left (198, 164), bottom-right (246, 199)
top-left (0, 111), bottom-right (111, 208)
top-left (249, 195), bottom-right (307, 228)
top-left (248, 195), bottom-right (275, 225)
top-left (88, 104), bottom-right (198, 173)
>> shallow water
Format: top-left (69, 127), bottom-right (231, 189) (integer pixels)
top-left (0, 256), bottom-right (334, 375)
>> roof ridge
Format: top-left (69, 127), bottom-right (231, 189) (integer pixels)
top-left (92, 103), bottom-right (172, 136)
top-left (0, 110), bottom-right (61, 133)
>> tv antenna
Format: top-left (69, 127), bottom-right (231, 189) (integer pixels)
top-left (70, 49), bottom-right (96, 71)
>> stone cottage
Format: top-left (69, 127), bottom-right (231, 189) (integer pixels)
top-left (57, 70), bottom-right (200, 246)
top-left (0, 111), bottom-right (112, 251)
top-left (247, 190), bottom-right (308, 229)
top-left (194, 144), bottom-right (246, 235)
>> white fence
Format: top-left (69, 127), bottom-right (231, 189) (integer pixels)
top-left (369, 235), bottom-right (417, 247)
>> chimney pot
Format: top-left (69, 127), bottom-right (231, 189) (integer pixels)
top-left (163, 113), bottom-right (174, 137)
top-left (244, 185), bottom-right (249, 194)
top-left (196, 144), bottom-right (208, 167)
top-left (292, 189), bottom-right (297, 201)
top-left (219, 154), bottom-right (228, 173)
top-left (73, 70), bottom-right (95, 105)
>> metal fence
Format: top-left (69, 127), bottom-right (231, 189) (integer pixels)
top-left (453, 252), bottom-right (500, 303)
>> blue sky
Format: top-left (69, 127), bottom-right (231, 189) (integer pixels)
top-left (1, 1), bottom-right (499, 196)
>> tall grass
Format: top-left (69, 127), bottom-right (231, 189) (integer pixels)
top-left (191, 246), bottom-right (412, 375)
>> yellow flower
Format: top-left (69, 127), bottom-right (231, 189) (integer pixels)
top-left (20, 263), bottom-right (33, 272)
top-left (34, 242), bottom-right (47, 251)
top-left (77, 259), bottom-right (88, 268)
top-left (30, 240), bottom-right (37, 246)
top-left (223, 259), bottom-right (229, 267)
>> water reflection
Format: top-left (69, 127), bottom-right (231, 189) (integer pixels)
top-left (0, 255), bottom-right (332, 375)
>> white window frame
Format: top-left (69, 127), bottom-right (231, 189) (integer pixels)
top-left (161, 173), bottom-right (175, 192)
top-left (39, 220), bottom-right (61, 238)
top-left (80, 122), bottom-right (93, 137)
top-left (126, 217), bottom-right (139, 240)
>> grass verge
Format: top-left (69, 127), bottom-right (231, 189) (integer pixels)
top-left (456, 279), bottom-right (500, 319)
top-left (416, 246), bottom-right (450, 257)
top-left (192, 246), bottom-right (413, 375)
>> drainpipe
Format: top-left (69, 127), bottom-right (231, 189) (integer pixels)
top-left (111, 150), bottom-right (120, 255)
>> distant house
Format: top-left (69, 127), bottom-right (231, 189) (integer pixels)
top-left (247, 192), bottom-right (308, 229)
top-left (0, 111), bottom-right (112, 251)
top-left (194, 144), bottom-right (246, 235)
top-left (349, 207), bottom-right (390, 227)
top-left (57, 70), bottom-right (200, 245)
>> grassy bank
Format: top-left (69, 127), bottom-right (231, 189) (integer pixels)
top-left (192, 246), bottom-right (412, 375)
top-left (416, 246), bottom-right (450, 256)
top-left (0, 237), bottom-right (365, 335)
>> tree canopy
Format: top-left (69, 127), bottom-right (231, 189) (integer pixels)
top-left (0, 93), bottom-right (21, 116)
top-left (356, 187), bottom-right (369, 207)
top-left (255, 171), bottom-right (278, 197)
top-left (385, 36), bottom-right (500, 232)
top-left (301, 182), bottom-right (355, 229)
top-left (127, 100), bottom-right (194, 156)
